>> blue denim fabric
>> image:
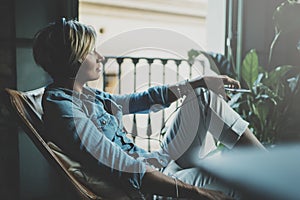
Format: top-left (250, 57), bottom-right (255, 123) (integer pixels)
top-left (42, 83), bottom-right (171, 192)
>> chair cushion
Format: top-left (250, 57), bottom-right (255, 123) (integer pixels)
top-left (48, 142), bottom-right (131, 200)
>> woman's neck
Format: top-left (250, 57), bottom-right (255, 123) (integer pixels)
top-left (54, 78), bottom-right (85, 93)
top-left (72, 80), bottom-right (85, 93)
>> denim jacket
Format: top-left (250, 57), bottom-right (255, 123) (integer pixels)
top-left (42, 83), bottom-right (172, 192)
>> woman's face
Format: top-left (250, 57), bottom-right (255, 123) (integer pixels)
top-left (76, 48), bottom-right (104, 83)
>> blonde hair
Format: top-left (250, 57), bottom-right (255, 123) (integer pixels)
top-left (68, 21), bottom-right (96, 66)
top-left (33, 19), bottom-right (97, 80)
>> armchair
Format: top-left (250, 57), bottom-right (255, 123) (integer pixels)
top-left (5, 88), bottom-right (101, 200)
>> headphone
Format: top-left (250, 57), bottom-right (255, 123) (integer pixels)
top-left (55, 17), bottom-right (69, 60)
top-left (54, 17), bottom-right (80, 78)
top-left (55, 17), bottom-right (67, 48)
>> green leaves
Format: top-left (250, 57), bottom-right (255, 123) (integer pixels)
top-left (234, 49), bottom-right (299, 144)
top-left (241, 49), bottom-right (259, 89)
top-left (264, 65), bottom-right (293, 85)
top-left (188, 47), bottom-right (300, 144)
top-left (187, 49), bottom-right (220, 74)
top-left (187, 49), bottom-right (201, 65)
top-left (273, 1), bottom-right (300, 34)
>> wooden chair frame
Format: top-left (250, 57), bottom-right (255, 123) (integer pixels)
top-left (5, 88), bottom-right (100, 200)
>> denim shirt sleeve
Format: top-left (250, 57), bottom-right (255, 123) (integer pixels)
top-left (105, 85), bottom-right (171, 114)
top-left (42, 91), bottom-right (146, 191)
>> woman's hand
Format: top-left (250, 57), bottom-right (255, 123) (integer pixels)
top-left (193, 187), bottom-right (234, 200)
top-left (142, 168), bottom-right (234, 200)
top-left (189, 75), bottom-right (241, 100)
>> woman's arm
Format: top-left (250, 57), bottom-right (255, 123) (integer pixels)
top-left (43, 92), bottom-right (147, 189)
top-left (141, 167), bottom-right (233, 200)
top-left (109, 75), bottom-right (241, 114)
top-left (168, 75), bottom-right (241, 102)
top-left (108, 86), bottom-right (172, 114)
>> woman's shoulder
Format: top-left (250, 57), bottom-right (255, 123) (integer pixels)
top-left (45, 85), bottom-right (72, 98)
top-left (43, 84), bottom-right (79, 107)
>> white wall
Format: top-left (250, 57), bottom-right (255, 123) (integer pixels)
top-left (206, 0), bottom-right (226, 54)
top-left (79, 0), bottom-right (208, 55)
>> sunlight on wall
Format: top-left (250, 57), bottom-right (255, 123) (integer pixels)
top-left (79, 0), bottom-right (208, 53)
top-left (79, 0), bottom-right (210, 87)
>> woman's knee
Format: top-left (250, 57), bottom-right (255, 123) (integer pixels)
top-left (185, 88), bottom-right (211, 107)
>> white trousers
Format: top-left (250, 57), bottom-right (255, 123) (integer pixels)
top-left (160, 88), bottom-right (248, 199)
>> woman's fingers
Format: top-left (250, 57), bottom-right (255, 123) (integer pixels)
top-left (201, 75), bottom-right (239, 100)
top-left (222, 75), bottom-right (241, 89)
top-left (198, 188), bottom-right (235, 200)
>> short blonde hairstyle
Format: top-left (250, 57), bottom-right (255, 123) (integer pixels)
top-left (68, 21), bottom-right (96, 67)
top-left (33, 19), bottom-right (97, 80)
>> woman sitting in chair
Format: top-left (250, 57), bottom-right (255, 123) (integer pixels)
top-left (33, 18), bottom-right (265, 199)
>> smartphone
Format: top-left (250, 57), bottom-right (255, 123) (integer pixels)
top-left (225, 88), bottom-right (251, 93)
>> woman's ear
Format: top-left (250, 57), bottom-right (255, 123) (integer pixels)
top-left (78, 58), bottom-right (83, 63)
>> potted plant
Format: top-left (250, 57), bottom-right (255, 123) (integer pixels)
top-left (228, 49), bottom-right (299, 144)
top-left (187, 0), bottom-right (300, 145)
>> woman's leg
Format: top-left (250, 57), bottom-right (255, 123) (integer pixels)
top-left (173, 166), bottom-right (242, 199)
top-left (160, 87), bottom-right (214, 168)
top-left (159, 88), bottom-right (249, 199)
top-left (160, 87), bottom-right (249, 168)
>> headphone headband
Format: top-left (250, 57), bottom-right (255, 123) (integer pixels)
top-left (56, 17), bottom-right (67, 45)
